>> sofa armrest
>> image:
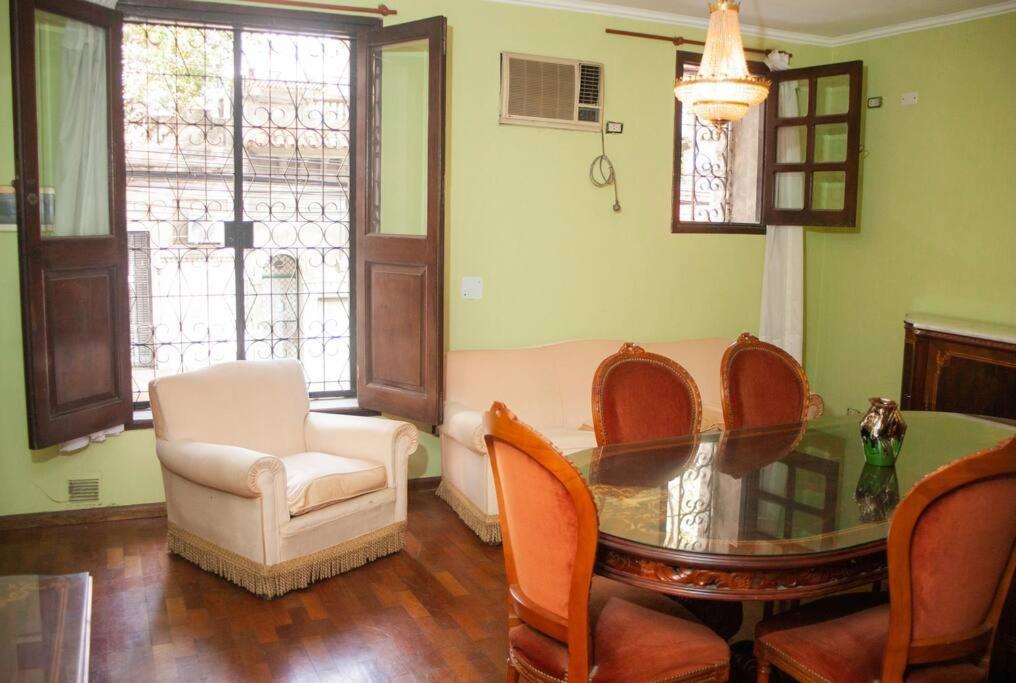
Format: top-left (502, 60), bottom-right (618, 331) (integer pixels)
top-left (156, 439), bottom-right (284, 497)
top-left (304, 412), bottom-right (417, 487)
top-left (440, 402), bottom-right (487, 453)
top-left (807, 393), bottom-right (825, 420)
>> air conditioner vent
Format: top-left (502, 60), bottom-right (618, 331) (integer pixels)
top-left (500, 53), bottom-right (603, 132)
top-left (68, 478), bottom-right (100, 503)
top-left (578, 63), bottom-right (601, 105)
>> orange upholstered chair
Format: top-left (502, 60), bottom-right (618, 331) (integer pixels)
top-left (720, 333), bottom-right (809, 430)
top-left (754, 435), bottom-right (1016, 683)
top-left (592, 342), bottom-right (703, 446)
top-left (485, 402), bottom-right (730, 683)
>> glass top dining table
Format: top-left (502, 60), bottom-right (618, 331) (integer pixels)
top-left (567, 411), bottom-right (1015, 601)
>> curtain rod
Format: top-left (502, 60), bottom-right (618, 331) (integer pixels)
top-left (240, 0), bottom-right (397, 16)
top-left (605, 28), bottom-right (790, 58)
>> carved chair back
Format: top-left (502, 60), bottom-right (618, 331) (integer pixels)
top-left (721, 333), bottom-right (809, 430)
top-left (592, 342), bottom-right (703, 446)
top-left (883, 435), bottom-right (1016, 680)
top-left (485, 402), bottom-right (600, 680)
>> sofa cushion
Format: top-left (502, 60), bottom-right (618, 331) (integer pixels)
top-left (283, 452), bottom-right (387, 516)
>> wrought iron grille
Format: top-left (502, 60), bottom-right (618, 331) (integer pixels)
top-left (664, 441), bottom-right (715, 551)
top-left (679, 109), bottom-right (734, 223)
top-left (124, 21), bottom-right (354, 406)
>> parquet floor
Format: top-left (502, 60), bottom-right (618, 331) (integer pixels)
top-left (0, 489), bottom-right (510, 682)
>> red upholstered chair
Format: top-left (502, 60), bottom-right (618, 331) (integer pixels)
top-left (720, 333), bottom-right (810, 430)
top-left (485, 402), bottom-right (730, 683)
top-left (754, 435), bottom-right (1016, 683)
top-left (592, 342), bottom-right (703, 446)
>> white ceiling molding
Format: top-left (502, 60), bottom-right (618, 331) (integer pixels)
top-left (488, 0), bottom-right (1016, 48)
top-left (826, 0), bottom-right (1016, 46)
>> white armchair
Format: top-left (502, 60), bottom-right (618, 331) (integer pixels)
top-left (150, 359), bottom-right (417, 598)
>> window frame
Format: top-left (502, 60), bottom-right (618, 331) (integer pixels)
top-left (119, 0), bottom-right (377, 417)
top-left (762, 61), bottom-right (864, 228)
top-left (671, 51), bottom-right (770, 235)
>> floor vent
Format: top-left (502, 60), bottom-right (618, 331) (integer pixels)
top-left (68, 478), bottom-right (100, 503)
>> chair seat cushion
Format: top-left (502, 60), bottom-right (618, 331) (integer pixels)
top-left (283, 452), bottom-right (387, 516)
top-left (756, 593), bottom-right (987, 683)
top-left (509, 576), bottom-right (728, 682)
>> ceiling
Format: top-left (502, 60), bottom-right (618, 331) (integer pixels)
top-left (498, 0), bottom-right (1015, 44)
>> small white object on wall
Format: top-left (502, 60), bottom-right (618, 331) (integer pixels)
top-left (461, 276), bottom-right (483, 300)
top-left (900, 91), bottom-right (919, 106)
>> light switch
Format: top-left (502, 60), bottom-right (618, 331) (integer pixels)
top-left (900, 91), bottom-right (919, 106)
top-left (461, 276), bottom-right (483, 300)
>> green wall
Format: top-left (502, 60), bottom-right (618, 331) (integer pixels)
top-left (1, 0), bottom-right (1011, 516)
top-left (803, 13), bottom-right (1016, 415)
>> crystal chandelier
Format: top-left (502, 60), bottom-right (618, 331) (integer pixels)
top-left (674, 1), bottom-right (770, 126)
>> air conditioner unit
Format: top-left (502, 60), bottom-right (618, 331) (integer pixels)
top-left (499, 52), bottom-right (603, 132)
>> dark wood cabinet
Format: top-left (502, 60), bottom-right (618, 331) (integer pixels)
top-left (900, 314), bottom-right (1016, 419)
top-left (899, 313), bottom-right (1016, 682)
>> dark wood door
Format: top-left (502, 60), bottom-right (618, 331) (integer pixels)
top-left (10, 0), bottom-right (131, 448)
top-left (354, 17), bottom-right (446, 425)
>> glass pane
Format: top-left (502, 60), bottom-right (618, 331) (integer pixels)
top-left (817, 74), bottom-right (850, 116)
top-left (791, 510), bottom-right (824, 538)
top-left (759, 461), bottom-right (788, 496)
top-left (793, 468), bottom-right (827, 508)
top-left (778, 79), bottom-right (808, 118)
top-left (677, 62), bottom-right (763, 226)
top-left (813, 171), bottom-right (846, 211)
top-left (774, 172), bottom-right (805, 210)
top-left (757, 499), bottom-right (786, 538)
top-left (35, 10), bottom-right (111, 238)
top-left (776, 126), bottom-right (807, 163)
top-left (814, 123), bottom-right (848, 162)
top-left (369, 38), bottom-right (429, 235)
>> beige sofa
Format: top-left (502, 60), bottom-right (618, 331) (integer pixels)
top-left (437, 338), bottom-right (733, 543)
top-left (151, 360), bottom-right (418, 597)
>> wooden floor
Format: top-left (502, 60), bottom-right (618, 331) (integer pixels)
top-left (0, 489), bottom-right (510, 682)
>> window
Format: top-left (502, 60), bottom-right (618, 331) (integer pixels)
top-left (11, 0), bottom-right (447, 447)
top-left (673, 53), bottom-right (863, 233)
top-left (673, 53), bottom-right (767, 234)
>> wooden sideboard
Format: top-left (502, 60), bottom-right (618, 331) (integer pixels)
top-left (900, 313), bottom-right (1016, 419)
top-left (899, 313), bottom-right (1016, 682)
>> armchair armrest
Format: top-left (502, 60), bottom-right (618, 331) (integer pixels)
top-left (304, 412), bottom-right (418, 486)
top-left (156, 440), bottom-right (284, 497)
top-left (440, 401), bottom-right (487, 452)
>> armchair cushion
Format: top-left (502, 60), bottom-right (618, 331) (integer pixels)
top-left (284, 452), bottom-right (387, 516)
top-left (304, 412), bottom-right (418, 488)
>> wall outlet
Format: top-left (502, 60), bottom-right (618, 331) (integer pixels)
top-left (900, 91), bottom-right (919, 106)
top-left (605, 121), bottom-right (624, 134)
top-left (461, 276), bottom-right (483, 300)
top-left (867, 96), bottom-right (883, 109)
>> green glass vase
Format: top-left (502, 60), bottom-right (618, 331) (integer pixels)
top-left (859, 397), bottom-right (907, 466)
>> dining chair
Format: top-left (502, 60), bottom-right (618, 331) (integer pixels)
top-left (592, 342), bottom-right (703, 446)
top-left (754, 434), bottom-right (1016, 683)
top-left (485, 402), bottom-right (730, 682)
top-left (720, 333), bottom-right (810, 430)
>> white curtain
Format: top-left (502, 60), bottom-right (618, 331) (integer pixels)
top-left (759, 51), bottom-right (803, 362)
top-left (52, 0), bottom-right (116, 237)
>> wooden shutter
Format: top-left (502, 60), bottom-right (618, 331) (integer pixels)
top-left (10, 0), bottom-right (131, 448)
top-left (355, 17), bottom-right (446, 425)
top-left (763, 61), bottom-right (863, 227)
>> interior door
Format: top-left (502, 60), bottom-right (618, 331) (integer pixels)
top-left (10, 0), bottom-right (131, 448)
top-left (355, 17), bottom-right (446, 424)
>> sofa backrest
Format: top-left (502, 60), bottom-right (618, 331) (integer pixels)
top-left (445, 338), bottom-right (731, 429)
top-left (150, 359), bottom-right (309, 456)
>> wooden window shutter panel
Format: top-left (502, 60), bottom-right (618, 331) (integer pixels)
top-left (763, 60), bottom-right (863, 228)
top-left (354, 17), bottom-right (446, 425)
top-left (10, 0), bottom-right (132, 449)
